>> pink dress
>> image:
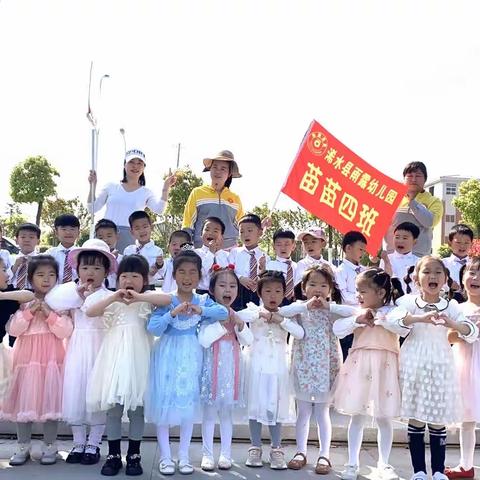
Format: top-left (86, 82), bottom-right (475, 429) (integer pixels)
top-left (452, 302), bottom-right (480, 423)
top-left (1, 302), bottom-right (73, 422)
top-left (331, 306), bottom-right (402, 418)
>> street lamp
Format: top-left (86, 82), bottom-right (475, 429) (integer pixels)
top-left (120, 128), bottom-right (126, 161)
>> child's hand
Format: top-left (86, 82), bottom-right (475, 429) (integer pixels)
top-left (13, 255), bottom-right (28, 273)
top-left (240, 276), bottom-right (257, 291)
top-left (171, 302), bottom-right (191, 317)
top-left (77, 281), bottom-right (95, 299)
top-left (258, 255), bottom-right (266, 273)
top-left (29, 300), bottom-right (42, 314)
top-left (187, 303), bottom-right (202, 315)
top-left (155, 255), bottom-right (164, 269)
top-left (259, 309), bottom-right (271, 321)
top-left (356, 309), bottom-right (375, 327)
top-left (233, 313), bottom-right (245, 330)
top-left (40, 302), bottom-right (52, 317)
top-left (306, 296), bottom-right (327, 310)
top-left (267, 312), bottom-right (283, 324)
top-left (261, 216), bottom-right (272, 229)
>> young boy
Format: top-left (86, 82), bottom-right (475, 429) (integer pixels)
top-left (294, 227), bottom-right (333, 286)
top-left (266, 229), bottom-right (297, 303)
top-left (95, 218), bottom-right (122, 290)
top-left (380, 222), bottom-right (420, 295)
top-left (159, 229), bottom-right (192, 294)
top-left (194, 217), bottom-right (230, 295)
top-left (229, 213), bottom-right (270, 310)
top-left (335, 230), bottom-right (368, 359)
top-left (46, 214), bottom-right (80, 284)
top-left (123, 211), bottom-right (163, 290)
top-left (11, 223), bottom-right (41, 289)
top-left (443, 224), bottom-right (474, 286)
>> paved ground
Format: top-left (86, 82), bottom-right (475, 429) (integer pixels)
top-left (0, 436), bottom-right (478, 480)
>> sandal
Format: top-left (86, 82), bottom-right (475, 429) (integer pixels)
top-left (287, 452), bottom-right (307, 470)
top-left (315, 456), bottom-right (332, 475)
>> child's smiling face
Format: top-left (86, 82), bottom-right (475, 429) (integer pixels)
top-left (212, 271), bottom-right (238, 307)
top-left (416, 258), bottom-right (447, 299)
top-left (201, 220), bottom-right (223, 249)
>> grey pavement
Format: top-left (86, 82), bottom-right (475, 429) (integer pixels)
top-left (0, 435), bottom-right (478, 480)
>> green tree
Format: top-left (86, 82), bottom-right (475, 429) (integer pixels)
top-left (9, 156), bottom-right (59, 225)
top-left (452, 178), bottom-right (480, 237)
top-left (0, 213), bottom-right (29, 239)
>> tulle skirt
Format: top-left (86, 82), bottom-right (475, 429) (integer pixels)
top-left (2, 333), bottom-right (66, 422)
top-left (145, 334), bottom-right (203, 426)
top-left (332, 348), bottom-right (401, 418)
top-left (453, 341), bottom-right (480, 422)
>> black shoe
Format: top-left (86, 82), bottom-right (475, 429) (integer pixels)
top-left (101, 454), bottom-right (123, 476)
top-left (66, 445), bottom-right (85, 464)
top-left (81, 445), bottom-right (101, 465)
top-left (126, 454), bottom-right (143, 476)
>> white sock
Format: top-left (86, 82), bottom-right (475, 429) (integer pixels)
top-left (376, 417), bottom-right (393, 466)
top-left (156, 425), bottom-right (171, 460)
top-left (348, 415), bottom-right (366, 466)
top-left (460, 422), bottom-right (476, 470)
top-left (71, 425), bottom-right (87, 449)
top-left (202, 405), bottom-right (217, 458)
top-left (87, 424), bottom-right (105, 448)
top-left (295, 400), bottom-right (312, 454)
top-left (219, 407), bottom-right (233, 459)
top-left (178, 421), bottom-right (193, 463)
top-left (314, 402), bottom-right (332, 458)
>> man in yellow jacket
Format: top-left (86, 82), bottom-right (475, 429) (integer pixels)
top-left (384, 161), bottom-right (443, 257)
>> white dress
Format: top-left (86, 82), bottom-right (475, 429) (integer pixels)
top-left (387, 295), bottom-right (478, 424)
top-left (87, 299), bottom-right (153, 413)
top-left (241, 302), bottom-right (304, 425)
top-left (46, 283), bottom-right (110, 424)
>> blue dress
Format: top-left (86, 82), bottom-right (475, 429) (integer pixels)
top-left (145, 293), bottom-right (228, 426)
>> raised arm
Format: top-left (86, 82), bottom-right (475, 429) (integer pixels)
top-left (0, 290), bottom-right (35, 303)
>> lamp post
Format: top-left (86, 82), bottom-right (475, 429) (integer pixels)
top-left (120, 128), bottom-right (126, 161)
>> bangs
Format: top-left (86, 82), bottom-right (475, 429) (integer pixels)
top-left (77, 251), bottom-right (110, 271)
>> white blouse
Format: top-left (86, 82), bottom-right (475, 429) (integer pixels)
top-left (88, 182), bottom-right (166, 227)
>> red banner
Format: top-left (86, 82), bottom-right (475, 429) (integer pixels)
top-left (281, 120), bottom-right (407, 256)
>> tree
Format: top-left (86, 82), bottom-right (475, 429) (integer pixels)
top-left (452, 178), bottom-right (480, 237)
top-left (9, 156), bottom-right (59, 225)
top-left (0, 213), bottom-right (29, 239)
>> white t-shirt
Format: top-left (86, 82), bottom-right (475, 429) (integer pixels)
top-left (88, 182), bottom-right (166, 227)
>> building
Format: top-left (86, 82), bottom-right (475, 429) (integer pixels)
top-left (425, 175), bottom-right (472, 253)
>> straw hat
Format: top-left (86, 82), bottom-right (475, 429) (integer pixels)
top-left (202, 150), bottom-right (242, 178)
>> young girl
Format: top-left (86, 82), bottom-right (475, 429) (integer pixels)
top-left (198, 265), bottom-right (253, 471)
top-left (240, 270), bottom-right (304, 470)
top-left (45, 238), bottom-right (118, 466)
top-left (331, 268), bottom-right (404, 480)
top-left (3, 255), bottom-right (73, 466)
top-left (445, 257), bottom-right (480, 479)
top-left (0, 258), bottom-right (34, 413)
top-left (145, 250), bottom-right (228, 475)
top-left (85, 255), bottom-right (172, 476)
top-left (387, 256), bottom-right (478, 480)
top-left (279, 264), bottom-right (348, 474)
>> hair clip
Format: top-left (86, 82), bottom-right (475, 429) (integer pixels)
top-left (227, 263), bottom-right (235, 270)
top-left (212, 263), bottom-right (222, 271)
top-left (180, 242), bottom-right (194, 251)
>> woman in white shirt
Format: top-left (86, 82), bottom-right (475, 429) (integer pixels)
top-left (87, 149), bottom-right (176, 251)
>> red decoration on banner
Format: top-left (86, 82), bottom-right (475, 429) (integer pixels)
top-left (281, 120), bottom-right (408, 256)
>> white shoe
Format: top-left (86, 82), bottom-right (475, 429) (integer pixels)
top-left (378, 463), bottom-right (399, 480)
top-left (40, 443), bottom-right (58, 465)
top-left (433, 473), bottom-right (449, 480)
top-left (410, 472), bottom-right (428, 480)
top-left (218, 455), bottom-right (232, 470)
top-left (269, 448), bottom-right (287, 470)
top-left (341, 464), bottom-right (359, 480)
top-left (245, 446), bottom-right (263, 467)
top-left (9, 443), bottom-right (31, 466)
top-left (201, 455), bottom-right (215, 471)
top-left (178, 459), bottom-right (194, 475)
top-left (158, 458), bottom-right (175, 475)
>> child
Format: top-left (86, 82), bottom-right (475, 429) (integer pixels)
top-left (85, 255), bottom-right (172, 476)
top-left (45, 214), bottom-right (81, 284)
top-left (266, 229), bottom-right (297, 304)
top-left (294, 227), bottom-right (333, 286)
top-left (159, 229), bottom-right (192, 294)
top-left (445, 257), bottom-right (480, 479)
top-left (95, 218), bottom-right (122, 289)
top-left (3, 255), bottom-right (73, 466)
top-left (241, 271), bottom-right (304, 470)
top-left (331, 269), bottom-right (404, 480)
top-left (0, 222), bottom-right (13, 283)
top-left (279, 264), bottom-right (347, 474)
top-left (195, 217), bottom-right (230, 295)
top-left (145, 250), bottom-right (228, 475)
top-left (443, 224), bottom-right (474, 297)
top-left (336, 231), bottom-right (368, 359)
top-left (229, 213), bottom-right (270, 310)
top-left (198, 266), bottom-right (254, 471)
top-left (0, 258), bottom-right (34, 408)
top-left (387, 256), bottom-right (478, 480)
top-left (123, 210), bottom-right (163, 289)
top-left (45, 238), bottom-right (118, 466)
top-left (10, 223), bottom-right (41, 289)
top-left (380, 222), bottom-right (420, 295)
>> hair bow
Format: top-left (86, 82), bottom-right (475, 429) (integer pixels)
top-left (180, 242), bottom-right (194, 251)
top-left (212, 263), bottom-right (235, 272)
